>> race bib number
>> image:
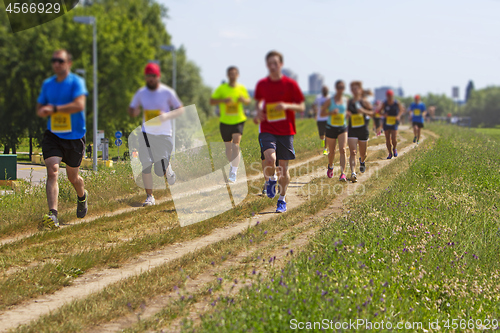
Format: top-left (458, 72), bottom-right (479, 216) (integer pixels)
top-left (331, 113), bottom-right (345, 127)
top-left (386, 116), bottom-right (397, 126)
top-left (226, 102), bottom-right (239, 115)
top-left (145, 109), bottom-right (161, 126)
top-left (351, 114), bottom-right (365, 128)
top-left (413, 109), bottom-right (421, 116)
top-left (51, 113), bottom-right (72, 133)
top-left (266, 103), bottom-right (286, 122)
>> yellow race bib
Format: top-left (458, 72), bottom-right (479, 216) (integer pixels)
top-left (386, 116), bottom-right (397, 126)
top-left (351, 114), bottom-right (365, 128)
top-left (145, 109), bottom-right (161, 126)
top-left (226, 102), bottom-right (239, 115)
top-left (331, 113), bottom-right (345, 127)
top-left (413, 109), bottom-right (421, 116)
top-left (266, 103), bottom-right (286, 122)
top-left (51, 113), bottom-right (72, 133)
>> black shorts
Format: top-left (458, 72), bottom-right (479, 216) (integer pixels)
top-left (138, 132), bottom-right (174, 176)
top-left (316, 120), bottom-right (327, 137)
top-left (259, 132), bottom-right (295, 161)
top-left (348, 127), bottom-right (369, 141)
top-left (42, 130), bottom-right (85, 168)
top-left (412, 121), bottom-right (424, 128)
top-left (220, 121), bottom-right (245, 142)
top-left (325, 126), bottom-right (347, 139)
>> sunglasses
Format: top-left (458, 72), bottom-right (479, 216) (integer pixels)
top-left (145, 74), bottom-right (158, 78)
top-left (337, 86), bottom-right (345, 90)
top-left (51, 58), bottom-right (66, 64)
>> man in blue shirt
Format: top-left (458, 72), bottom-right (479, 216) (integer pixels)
top-left (36, 49), bottom-right (89, 228)
top-left (409, 95), bottom-right (426, 144)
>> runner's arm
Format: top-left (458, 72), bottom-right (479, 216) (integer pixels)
top-left (128, 106), bottom-right (141, 117)
top-left (52, 95), bottom-right (86, 114)
top-left (276, 102), bottom-right (305, 113)
top-left (238, 96), bottom-right (251, 105)
top-left (210, 97), bottom-right (232, 105)
top-left (358, 100), bottom-right (374, 116)
top-left (320, 99), bottom-right (331, 117)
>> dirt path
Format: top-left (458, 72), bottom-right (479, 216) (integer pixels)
top-left (0, 130), bottom-right (422, 332)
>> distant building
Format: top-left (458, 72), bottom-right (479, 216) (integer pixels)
top-left (309, 73), bottom-right (324, 95)
top-left (374, 86), bottom-right (404, 102)
top-left (282, 68), bottom-right (298, 82)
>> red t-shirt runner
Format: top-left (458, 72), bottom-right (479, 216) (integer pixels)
top-left (254, 75), bottom-right (305, 136)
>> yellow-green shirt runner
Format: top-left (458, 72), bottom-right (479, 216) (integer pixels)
top-left (211, 83), bottom-right (249, 125)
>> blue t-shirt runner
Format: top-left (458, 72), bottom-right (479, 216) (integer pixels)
top-left (409, 101), bottom-right (426, 124)
top-left (37, 72), bottom-right (88, 140)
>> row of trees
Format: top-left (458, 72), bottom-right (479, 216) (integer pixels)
top-left (0, 0), bottom-right (212, 154)
top-left (461, 86), bottom-right (500, 127)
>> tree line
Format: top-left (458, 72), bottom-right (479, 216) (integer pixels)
top-left (0, 0), bottom-right (212, 155)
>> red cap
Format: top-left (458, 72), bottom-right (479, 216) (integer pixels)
top-left (145, 63), bottom-right (161, 76)
top-left (415, 94), bottom-right (421, 100)
top-left (386, 89), bottom-right (394, 97)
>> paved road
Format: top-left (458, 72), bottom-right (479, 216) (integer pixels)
top-left (16, 163), bottom-right (67, 186)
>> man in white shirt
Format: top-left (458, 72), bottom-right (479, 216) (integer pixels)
top-left (128, 63), bottom-right (183, 206)
top-left (313, 86), bottom-right (330, 155)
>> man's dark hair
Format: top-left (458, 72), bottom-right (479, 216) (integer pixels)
top-left (265, 50), bottom-right (283, 64)
top-left (54, 49), bottom-right (73, 61)
top-left (227, 66), bottom-right (239, 74)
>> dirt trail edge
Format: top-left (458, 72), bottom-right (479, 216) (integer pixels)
top-left (0, 133), bottom-right (422, 332)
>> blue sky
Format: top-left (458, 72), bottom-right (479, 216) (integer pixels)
top-left (163, 0), bottom-right (500, 98)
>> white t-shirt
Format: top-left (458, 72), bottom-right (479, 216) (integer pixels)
top-left (314, 94), bottom-right (330, 121)
top-left (130, 84), bottom-right (182, 136)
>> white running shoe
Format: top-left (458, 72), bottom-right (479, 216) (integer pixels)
top-left (166, 165), bottom-right (176, 185)
top-left (228, 171), bottom-right (237, 183)
top-left (143, 195), bottom-right (156, 207)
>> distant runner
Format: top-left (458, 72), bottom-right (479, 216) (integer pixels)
top-left (313, 86), bottom-right (330, 155)
top-left (129, 63), bottom-right (183, 206)
top-left (409, 95), bottom-right (426, 144)
top-left (254, 50), bottom-right (305, 213)
top-left (36, 49), bottom-right (89, 229)
top-left (380, 90), bottom-right (403, 159)
top-left (373, 101), bottom-right (383, 136)
top-left (210, 66), bottom-right (251, 182)
top-left (321, 80), bottom-right (348, 182)
top-left (346, 81), bottom-right (373, 183)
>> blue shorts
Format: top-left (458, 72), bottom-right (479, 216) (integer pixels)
top-left (383, 124), bottom-right (398, 131)
top-left (259, 132), bottom-right (295, 161)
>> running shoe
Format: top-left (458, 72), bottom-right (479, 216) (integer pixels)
top-left (413, 137), bottom-right (417, 143)
top-left (276, 200), bottom-right (287, 213)
top-left (76, 190), bottom-right (88, 218)
top-left (327, 165), bottom-right (334, 178)
top-left (143, 195), bottom-right (156, 207)
top-left (393, 149), bottom-right (398, 157)
top-left (387, 153), bottom-right (393, 160)
top-left (228, 171), bottom-right (237, 183)
top-left (266, 180), bottom-right (277, 199)
top-left (351, 172), bottom-right (357, 183)
top-left (359, 158), bottom-right (366, 173)
top-left (339, 174), bottom-right (347, 182)
top-left (323, 149), bottom-right (328, 155)
top-left (262, 183), bottom-right (267, 196)
top-left (166, 165), bottom-right (176, 185)
top-left (42, 213), bottom-right (59, 229)
top-left (417, 140), bottom-right (419, 145)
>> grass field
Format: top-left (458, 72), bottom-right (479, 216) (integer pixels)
top-left (474, 127), bottom-right (500, 141)
top-left (0, 120), bottom-right (427, 332)
top-left (184, 125), bottom-right (500, 332)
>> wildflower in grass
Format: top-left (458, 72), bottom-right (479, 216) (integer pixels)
top-left (127, 302), bottom-right (132, 310)
top-left (234, 279), bottom-right (238, 284)
top-left (208, 288), bottom-right (212, 293)
top-left (256, 221), bottom-right (260, 226)
top-left (264, 231), bottom-right (268, 235)
top-left (252, 269), bottom-right (256, 275)
top-left (173, 286), bottom-right (178, 291)
top-left (218, 277), bottom-right (223, 283)
top-left (288, 309), bottom-right (292, 315)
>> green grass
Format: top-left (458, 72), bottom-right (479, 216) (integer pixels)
top-left (474, 127), bottom-right (500, 141)
top-left (190, 125), bottom-right (500, 332)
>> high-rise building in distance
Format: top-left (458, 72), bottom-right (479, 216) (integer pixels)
top-left (282, 68), bottom-right (298, 82)
top-left (309, 73), bottom-right (324, 95)
top-left (374, 86), bottom-right (404, 102)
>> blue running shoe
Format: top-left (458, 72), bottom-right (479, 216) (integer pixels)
top-left (276, 200), bottom-right (287, 213)
top-left (393, 149), bottom-right (398, 157)
top-left (267, 180), bottom-right (277, 199)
